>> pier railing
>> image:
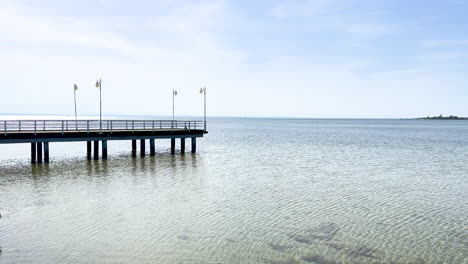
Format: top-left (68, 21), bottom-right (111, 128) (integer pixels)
top-left (0, 120), bottom-right (204, 135)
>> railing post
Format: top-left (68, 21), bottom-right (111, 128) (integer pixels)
top-left (61, 121), bottom-right (64, 134)
top-left (132, 121), bottom-right (134, 133)
top-left (110, 121), bottom-right (113, 133)
top-left (19, 121), bottom-right (21, 132)
top-left (4, 121), bottom-right (6, 136)
top-left (160, 121), bottom-right (162, 129)
top-left (66, 120), bottom-right (68, 131)
top-left (143, 121), bottom-right (146, 130)
top-left (34, 121), bottom-right (37, 135)
top-left (126, 121), bottom-right (128, 130)
top-left (43, 121), bottom-right (46, 131)
top-left (87, 121), bottom-right (89, 134)
top-left (152, 121), bottom-right (154, 132)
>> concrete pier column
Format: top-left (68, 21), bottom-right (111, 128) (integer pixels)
top-left (140, 139), bottom-right (146, 157)
top-left (37, 142), bottom-right (43, 163)
top-left (102, 140), bottom-right (108, 160)
top-left (191, 137), bottom-right (197, 153)
top-left (132, 140), bottom-right (137, 157)
top-left (93, 140), bottom-right (99, 160)
top-left (171, 138), bottom-right (175, 154)
top-left (31, 143), bottom-right (37, 164)
top-left (181, 138), bottom-right (186, 154)
top-left (150, 139), bottom-right (155, 156)
top-left (87, 141), bottom-right (92, 160)
top-left (44, 142), bottom-right (49, 163)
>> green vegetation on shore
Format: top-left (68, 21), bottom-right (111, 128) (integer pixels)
top-left (419, 115), bottom-right (468, 120)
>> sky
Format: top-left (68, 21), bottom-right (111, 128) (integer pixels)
top-left (0, 0), bottom-right (467, 118)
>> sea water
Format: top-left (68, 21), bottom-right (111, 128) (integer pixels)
top-left (0, 117), bottom-right (467, 263)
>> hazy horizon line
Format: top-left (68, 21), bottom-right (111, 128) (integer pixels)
top-left (1, 112), bottom-right (462, 120)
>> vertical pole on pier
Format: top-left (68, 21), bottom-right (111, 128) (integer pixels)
top-left (181, 138), bottom-right (185, 154)
top-left (191, 137), bottom-right (197, 153)
top-left (171, 138), bottom-right (175, 154)
top-left (93, 140), bottom-right (99, 160)
top-left (102, 140), bottom-right (108, 160)
top-left (87, 141), bottom-right (92, 160)
top-left (132, 140), bottom-right (136, 157)
top-left (140, 139), bottom-right (146, 157)
top-left (37, 142), bottom-right (43, 164)
top-left (150, 139), bottom-right (155, 156)
top-left (31, 143), bottom-right (37, 164)
top-left (44, 142), bottom-right (49, 163)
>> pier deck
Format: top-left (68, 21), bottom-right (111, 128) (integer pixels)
top-left (0, 120), bottom-right (207, 163)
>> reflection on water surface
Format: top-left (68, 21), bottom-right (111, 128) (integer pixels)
top-left (0, 118), bottom-right (467, 263)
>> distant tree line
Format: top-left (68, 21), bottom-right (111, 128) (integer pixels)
top-left (420, 115), bottom-right (468, 120)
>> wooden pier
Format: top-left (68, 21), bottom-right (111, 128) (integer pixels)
top-left (0, 120), bottom-right (207, 164)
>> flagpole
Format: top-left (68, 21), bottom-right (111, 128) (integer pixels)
top-left (74, 86), bottom-right (78, 130)
top-left (95, 79), bottom-right (102, 134)
top-left (99, 79), bottom-right (102, 134)
top-left (172, 90), bottom-right (175, 121)
top-left (199, 87), bottom-right (206, 132)
top-left (204, 87), bottom-right (206, 132)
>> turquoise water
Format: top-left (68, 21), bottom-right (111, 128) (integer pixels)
top-left (0, 118), bottom-right (467, 263)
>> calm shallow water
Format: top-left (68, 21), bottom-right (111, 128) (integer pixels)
top-left (0, 118), bottom-right (467, 263)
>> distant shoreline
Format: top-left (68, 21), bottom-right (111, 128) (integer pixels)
top-left (1, 113), bottom-right (467, 120)
top-left (417, 115), bottom-right (468, 120)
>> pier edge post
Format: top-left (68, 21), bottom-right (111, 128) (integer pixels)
top-left (31, 143), bottom-right (36, 164)
top-left (87, 141), bottom-right (92, 160)
top-left (93, 140), bottom-right (99, 160)
top-left (191, 137), bottom-right (196, 153)
top-left (171, 138), bottom-right (175, 154)
top-left (102, 140), bottom-right (108, 160)
top-left (150, 139), bottom-right (155, 156)
top-left (132, 140), bottom-right (136, 157)
top-left (140, 139), bottom-right (146, 157)
top-left (37, 142), bottom-right (43, 163)
top-left (44, 142), bottom-right (49, 163)
top-left (181, 138), bottom-right (185, 154)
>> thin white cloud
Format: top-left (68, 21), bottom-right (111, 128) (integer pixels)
top-left (426, 52), bottom-right (466, 60)
top-left (0, 0), bottom-right (466, 118)
top-left (271, 0), bottom-right (341, 18)
top-left (270, 0), bottom-right (393, 37)
top-left (0, 8), bottom-right (138, 55)
top-left (421, 39), bottom-right (468, 47)
top-left (0, 0), bottom-right (246, 63)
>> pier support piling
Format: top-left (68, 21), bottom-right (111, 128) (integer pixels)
top-left (171, 138), bottom-right (175, 154)
top-left (140, 139), bottom-right (145, 157)
top-left (37, 142), bottom-right (43, 163)
top-left (87, 141), bottom-right (92, 160)
top-left (181, 138), bottom-right (185, 154)
top-left (31, 143), bottom-right (36, 164)
top-left (102, 140), bottom-right (108, 160)
top-left (132, 140), bottom-right (136, 157)
top-left (44, 142), bottom-right (49, 163)
top-left (150, 139), bottom-right (155, 156)
top-left (191, 137), bottom-right (196, 153)
top-left (93, 140), bottom-right (99, 160)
